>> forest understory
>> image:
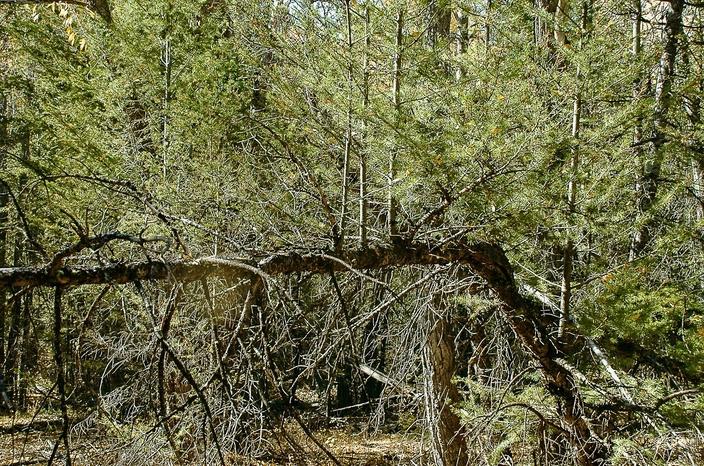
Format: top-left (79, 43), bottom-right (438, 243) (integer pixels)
top-left (2, 0), bottom-right (704, 465)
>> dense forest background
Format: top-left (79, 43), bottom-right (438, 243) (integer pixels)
top-left (0, 0), bottom-right (703, 464)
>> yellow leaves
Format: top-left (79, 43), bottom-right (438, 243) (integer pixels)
top-left (497, 94), bottom-right (506, 102)
top-left (67, 27), bottom-right (76, 46)
top-left (30, 3), bottom-right (85, 50)
top-left (490, 126), bottom-right (503, 136)
top-left (65, 26), bottom-right (86, 51)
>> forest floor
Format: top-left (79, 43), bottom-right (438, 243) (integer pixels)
top-left (0, 414), bottom-right (421, 465)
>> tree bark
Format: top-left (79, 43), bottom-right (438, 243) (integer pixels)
top-left (339, 0), bottom-right (354, 245)
top-left (427, 0), bottom-right (451, 48)
top-left (388, 8), bottom-right (403, 238)
top-left (0, 238), bottom-right (607, 464)
top-left (52, 287), bottom-right (72, 466)
top-left (423, 312), bottom-right (469, 466)
top-left (631, 0), bottom-right (684, 257)
top-left (558, 0), bottom-right (588, 339)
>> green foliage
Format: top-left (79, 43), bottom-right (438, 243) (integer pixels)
top-left (583, 266), bottom-right (704, 379)
top-left (1, 0), bottom-right (704, 463)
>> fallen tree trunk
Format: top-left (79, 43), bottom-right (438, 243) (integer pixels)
top-left (0, 241), bottom-right (503, 289)
top-left (0, 238), bottom-right (607, 465)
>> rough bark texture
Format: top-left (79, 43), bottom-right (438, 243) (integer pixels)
top-left (0, 241), bottom-right (506, 289)
top-left (0, 238), bottom-right (607, 464)
top-left (423, 314), bottom-right (469, 466)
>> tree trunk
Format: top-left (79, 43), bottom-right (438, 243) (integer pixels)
top-left (0, 91), bottom-right (8, 385)
top-left (17, 290), bottom-right (33, 410)
top-left (453, 7), bottom-right (468, 81)
top-left (339, 0), bottom-right (354, 245)
top-left (4, 234), bottom-right (23, 406)
top-left (558, 0), bottom-right (588, 339)
top-left (423, 312), bottom-right (469, 466)
top-left (362, 274), bottom-right (390, 402)
top-left (683, 14), bottom-right (704, 228)
top-left (52, 286), bottom-right (72, 466)
top-left (359, 3), bottom-right (370, 248)
top-left (554, 0), bottom-right (569, 46)
top-left (161, 5), bottom-right (173, 180)
top-left (631, 0), bottom-right (684, 257)
top-left (388, 8), bottom-right (403, 238)
top-left (427, 0), bottom-right (451, 48)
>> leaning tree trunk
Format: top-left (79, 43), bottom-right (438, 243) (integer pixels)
top-left (0, 239), bottom-right (609, 464)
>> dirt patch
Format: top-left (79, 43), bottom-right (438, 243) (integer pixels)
top-left (0, 415), bottom-right (420, 465)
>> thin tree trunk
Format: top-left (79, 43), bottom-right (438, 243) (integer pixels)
top-left (359, 3), bottom-right (370, 248)
top-left (52, 287), bottom-right (72, 466)
top-left (454, 6), bottom-right (468, 81)
top-left (630, 0), bottom-right (644, 259)
top-left (388, 8), bottom-right (403, 238)
top-left (158, 287), bottom-right (185, 465)
top-left (485, 0), bottom-right (492, 49)
top-left (558, 91), bottom-right (580, 339)
top-left (631, 0), bottom-right (684, 257)
top-left (3, 248), bottom-right (21, 404)
top-left (427, 0), bottom-right (451, 48)
top-left (18, 290), bottom-right (32, 410)
top-left (161, 5), bottom-right (173, 180)
top-left (554, 0), bottom-right (568, 46)
top-left (4, 165), bottom-right (27, 406)
top-left (0, 91), bottom-right (8, 375)
top-left (340, 0), bottom-right (354, 245)
top-left (683, 14), bottom-right (704, 227)
top-left (693, 156), bottom-right (704, 224)
top-left (558, 0), bottom-right (588, 339)
top-left (536, 0), bottom-right (559, 46)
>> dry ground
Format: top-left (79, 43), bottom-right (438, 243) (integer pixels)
top-left (0, 414), bottom-right (421, 465)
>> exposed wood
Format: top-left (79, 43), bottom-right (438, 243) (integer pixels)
top-left (358, 363), bottom-right (417, 396)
